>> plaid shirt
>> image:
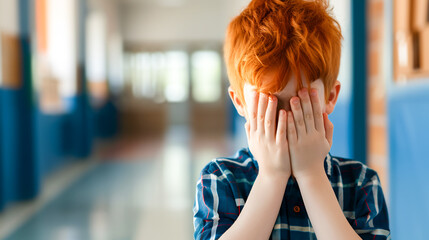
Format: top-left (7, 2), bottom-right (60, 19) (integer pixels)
top-left (193, 148), bottom-right (390, 240)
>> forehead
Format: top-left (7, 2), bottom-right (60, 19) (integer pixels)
top-left (272, 78), bottom-right (297, 110)
top-left (272, 75), bottom-right (298, 99)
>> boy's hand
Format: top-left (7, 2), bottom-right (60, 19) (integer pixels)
top-left (287, 88), bottom-right (334, 180)
top-left (244, 88), bottom-right (291, 179)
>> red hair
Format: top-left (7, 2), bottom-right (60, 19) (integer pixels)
top-left (224, 0), bottom-right (342, 104)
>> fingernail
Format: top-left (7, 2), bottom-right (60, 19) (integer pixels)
top-left (292, 98), bottom-right (299, 104)
top-left (311, 89), bottom-right (317, 96)
top-left (269, 95), bottom-right (276, 102)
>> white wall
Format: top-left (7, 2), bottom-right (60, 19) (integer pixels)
top-left (105, 1), bottom-right (124, 93)
top-left (47, 0), bottom-right (78, 97)
top-left (86, 0), bottom-right (124, 93)
top-left (120, 0), bottom-right (250, 44)
top-left (86, 10), bottom-right (107, 83)
top-left (330, 0), bottom-right (352, 99)
top-left (0, 0), bottom-right (19, 35)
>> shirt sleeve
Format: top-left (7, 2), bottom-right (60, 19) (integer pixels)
top-left (193, 166), bottom-right (240, 240)
top-left (353, 170), bottom-right (390, 240)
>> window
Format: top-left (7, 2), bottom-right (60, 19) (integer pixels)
top-left (150, 52), bottom-right (167, 101)
top-left (191, 51), bottom-right (221, 102)
top-left (135, 53), bottom-right (155, 98)
top-left (107, 34), bottom-right (124, 95)
top-left (123, 50), bottom-right (193, 103)
top-left (164, 51), bottom-right (189, 102)
top-left (124, 52), bottom-right (166, 100)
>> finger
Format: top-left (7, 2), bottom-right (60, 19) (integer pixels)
top-left (244, 88), bottom-right (259, 132)
top-left (276, 109), bottom-right (287, 145)
top-left (290, 96), bottom-right (306, 138)
top-left (298, 88), bottom-right (315, 132)
top-left (324, 113), bottom-right (334, 147)
top-left (265, 95), bottom-right (278, 140)
top-left (310, 88), bottom-right (324, 131)
top-left (257, 93), bottom-right (269, 134)
top-left (287, 111), bottom-right (297, 144)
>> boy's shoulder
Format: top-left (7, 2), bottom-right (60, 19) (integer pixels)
top-left (328, 154), bottom-right (381, 187)
top-left (200, 148), bottom-right (258, 179)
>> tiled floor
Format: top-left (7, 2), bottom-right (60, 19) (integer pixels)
top-left (2, 125), bottom-right (240, 240)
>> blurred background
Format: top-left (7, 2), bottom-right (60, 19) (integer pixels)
top-left (0, 0), bottom-right (428, 239)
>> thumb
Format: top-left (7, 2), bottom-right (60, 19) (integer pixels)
top-left (323, 113), bottom-right (334, 147)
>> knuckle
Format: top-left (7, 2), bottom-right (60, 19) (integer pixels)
top-left (266, 119), bottom-right (272, 127)
top-left (258, 114), bottom-right (265, 121)
top-left (297, 119), bottom-right (305, 126)
top-left (305, 114), bottom-right (313, 120)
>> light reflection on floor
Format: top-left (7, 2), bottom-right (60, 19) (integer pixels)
top-left (4, 125), bottom-right (237, 240)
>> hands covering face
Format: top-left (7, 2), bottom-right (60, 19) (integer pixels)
top-left (244, 87), bottom-right (334, 180)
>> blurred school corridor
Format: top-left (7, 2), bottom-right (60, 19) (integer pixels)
top-left (1, 124), bottom-right (235, 239)
top-left (0, 0), bottom-right (429, 239)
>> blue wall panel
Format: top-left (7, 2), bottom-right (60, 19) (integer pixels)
top-left (0, 0), bottom-right (39, 209)
top-left (35, 110), bottom-right (68, 177)
top-left (0, 89), bottom-right (39, 210)
top-left (388, 82), bottom-right (429, 239)
top-left (64, 95), bottom-right (94, 158)
top-left (18, 35), bottom-right (38, 201)
top-left (351, 0), bottom-right (367, 164)
top-left (329, 98), bottom-right (352, 159)
top-left (0, 90), bottom-right (3, 210)
top-left (93, 100), bottom-right (118, 139)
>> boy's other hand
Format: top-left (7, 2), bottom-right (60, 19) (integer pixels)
top-left (244, 88), bottom-right (291, 179)
top-left (287, 88), bottom-right (334, 181)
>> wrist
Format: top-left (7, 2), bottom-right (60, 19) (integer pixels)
top-left (294, 167), bottom-right (326, 184)
top-left (257, 169), bottom-right (290, 184)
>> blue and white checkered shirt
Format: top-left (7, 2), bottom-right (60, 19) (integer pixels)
top-left (193, 148), bottom-right (390, 239)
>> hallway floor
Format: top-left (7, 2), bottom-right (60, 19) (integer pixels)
top-left (1, 125), bottom-right (239, 240)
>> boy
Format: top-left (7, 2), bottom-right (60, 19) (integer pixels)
top-left (193, 0), bottom-right (390, 239)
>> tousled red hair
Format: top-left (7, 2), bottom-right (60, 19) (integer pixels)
top-left (224, 0), bottom-right (342, 104)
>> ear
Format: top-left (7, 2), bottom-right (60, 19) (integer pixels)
top-left (325, 80), bottom-right (341, 114)
top-left (228, 86), bottom-right (247, 118)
